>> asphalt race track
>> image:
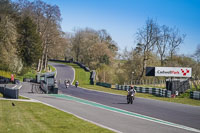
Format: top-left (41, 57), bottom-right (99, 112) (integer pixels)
top-left (20, 62), bottom-right (200, 133)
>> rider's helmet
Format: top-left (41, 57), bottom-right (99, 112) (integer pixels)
top-left (130, 85), bottom-right (133, 89)
top-left (76, 81), bottom-right (78, 85)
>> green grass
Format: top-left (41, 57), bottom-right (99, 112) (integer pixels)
top-left (0, 70), bottom-right (15, 78)
top-left (16, 70), bottom-right (37, 81)
top-left (49, 65), bottom-right (56, 72)
top-left (191, 85), bottom-right (200, 92)
top-left (0, 68), bottom-right (38, 81)
top-left (53, 61), bottom-right (200, 106)
top-left (0, 100), bottom-right (113, 133)
top-left (0, 69), bottom-right (37, 81)
top-left (18, 96), bottom-right (29, 99)
top-left (0, 64), bottom-right (56, 82)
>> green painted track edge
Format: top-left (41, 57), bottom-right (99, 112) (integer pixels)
top-left (49, 94), bottom-right (200, 133)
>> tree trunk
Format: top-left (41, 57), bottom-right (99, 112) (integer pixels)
top-left (39, 44), bottom-right (46, 72)
top-left (37, 59), bottom-right (41, 72)
top-left (76, 47), bottom-right (79, 62)
top-left (139, 56), bottom-right (147, 80)
top-left (39, 54), bottom-right (44, 72)
top-left (160, 56), bottom-right (164, 66)
top-left (170, 51), bottom-right (173, 60)
top-left (44, 47), bottom-right (48, 71)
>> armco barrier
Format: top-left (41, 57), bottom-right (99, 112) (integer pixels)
top-left (124, 85), bottom-right (129, 91)
top-left (149, 88), bottom-right (152, 94)
top-left (135, 86), bottom-right (140, 92)
top-left (0, 76), bottom-right (11, 84)
top-left (115, 84), bottom-right (118, 90)
top-left (96, 82), bottom-right (111, 88)
top-left (190, 91), bottom-right (200, 100)
top-left (118, 85), bottom-right (121, 90)
top-left (115, 85), bottom-right (171, 98)
top-left (122, 85), bottom-right (124, 90)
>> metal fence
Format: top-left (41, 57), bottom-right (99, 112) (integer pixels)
top-left (127, 79), bottom-right (200, 90)
top-left (132, 79), bottom-right (166, 88)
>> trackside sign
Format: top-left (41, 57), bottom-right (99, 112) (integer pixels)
top-left (155, 67), bottom-right (192, 77)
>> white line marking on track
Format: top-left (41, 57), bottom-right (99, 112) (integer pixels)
top-left (71, 67), bottom-right (75, 84)
top-left (22, 96), bottom-right (122, 133)
top-left (12, 85), bottom-right (17, 89)
top-left (53, 94), bottom-right (200, 133)
top-left (18, 85), bottom-right (22, 89)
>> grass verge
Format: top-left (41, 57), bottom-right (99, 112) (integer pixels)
top-left (0, 69), bottom-right (37, 81)
top-left (49, 64), bottom-right (56, 72)
top-left (0, 70), bottom-right (13, 78)
top-left (0, 64), bottom-right (56, 82)
top-left (57, 62), bottom-right (200, 106)
top-left (16, 70), bottom-right (37, 81)
top-left (0, 100), bottom-right (113, 133)
top-left (18, 96), bottom-right (30, 99)
top-left (0, 93), bottom-right (29, 99)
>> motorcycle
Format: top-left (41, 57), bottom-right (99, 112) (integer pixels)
top-left (127, 93), bottom-right (135, 104)
top-left (65, 82), bottom-right (69, 88)
top-left (75, 82), bottom-right (78, 88)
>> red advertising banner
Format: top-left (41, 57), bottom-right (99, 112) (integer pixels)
top-left (155, 67), bottom-right (192, 77)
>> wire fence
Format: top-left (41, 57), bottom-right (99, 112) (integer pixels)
top-left (130, 79), bottom-right (166, 88)
top-left (31, 83), bottom-right (44, 94)
top-left (124, 79), bottom-right (200, 90)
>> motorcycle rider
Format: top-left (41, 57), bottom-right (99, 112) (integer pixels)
top-left (127, 85), bottom-right (136, 100)
top-left (75, 81), bottom-right (79, 88)
top-left (68, 79), bottom-right (71, 85)
top-left (64, 79), bottom-right (70, 88)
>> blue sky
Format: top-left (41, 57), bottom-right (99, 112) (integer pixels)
top-left (43, 0), bottom-right (200, 55)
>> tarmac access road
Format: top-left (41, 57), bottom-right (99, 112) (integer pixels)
top-left (19, 62), bottom-right (200, 133)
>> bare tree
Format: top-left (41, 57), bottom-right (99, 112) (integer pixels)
top-left (194, 44), bottom-right (200, 62)
top-left (168, 27), bottom-right (185, 60)
top-left (192, 44), bottom-right (200, 81)
top-left (136, 19), bottom-right (159, 79)
top-left (70, 28), bottom-right (118, 72)
top-left (156, 25), bottom-right (170, 66)
top-left (71, 30), bottom-right (83, 62)
top-left (47, 31), bottom-right (71, 60)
